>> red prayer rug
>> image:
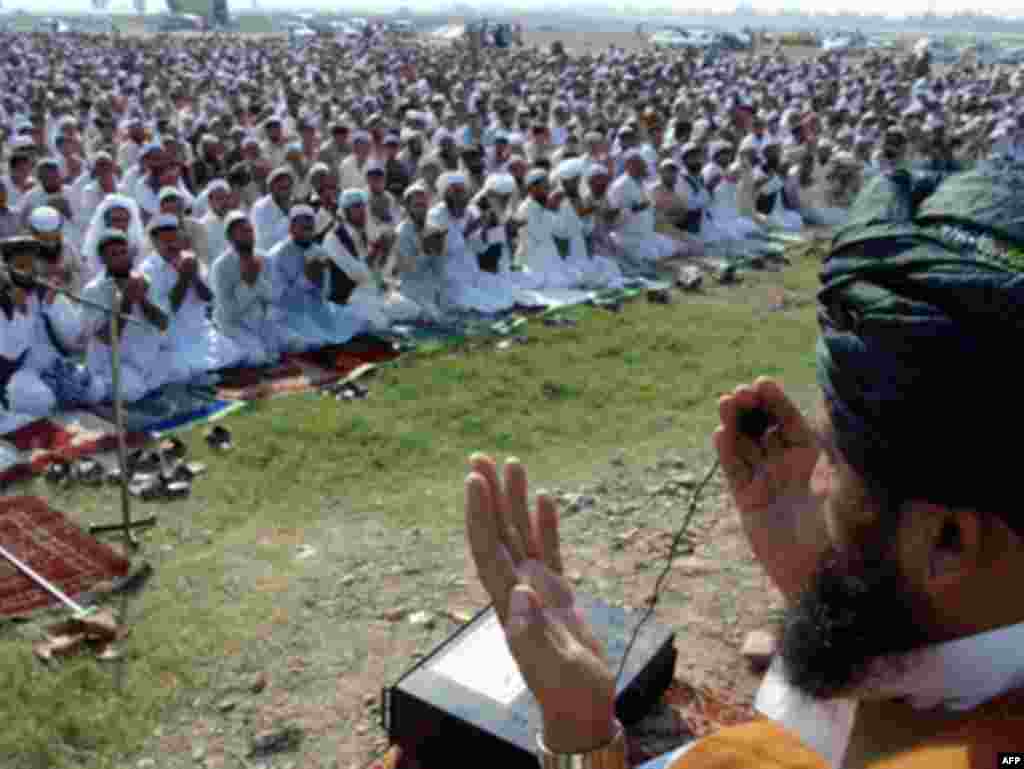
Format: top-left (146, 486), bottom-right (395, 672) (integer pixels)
top-left (0, 411), bottom-right (150, 487)
top-left (0, 496), bottom-right (131, 617)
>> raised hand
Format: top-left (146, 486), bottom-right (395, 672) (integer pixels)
top-left (465, 454), bottom-right (617, 754)
top-left (712, 377), bottom-right (830, 600)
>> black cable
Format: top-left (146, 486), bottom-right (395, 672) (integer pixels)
top-left (614, 457), bottom-right (721, 689)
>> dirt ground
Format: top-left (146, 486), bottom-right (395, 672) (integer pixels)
top-left (129, 444), bottom-right (784, 769)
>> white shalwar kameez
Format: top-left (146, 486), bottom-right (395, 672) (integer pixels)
top-left (140, 253), bottom-right (244, 384)
top-left (210, 248), bottom-right (283, 367)
top-left (0, 295), bottom-right (58, 435)
top-left (608, 175), bottom-right (678, 264)
top-left (430, 204), bottom-right (515, 313)
top-left (80, 276), bottom-right (172, 404)
top-left (251, 195), bottom-right (292, 252)
top-left (513, 197), bottom-right (576, 290)
top-left (393, 219), bottom-right (446, 321)
top-left (554, 198), bottom-right (625, 290)
top-left (323, 222), bottom-right (424, 329)
top-left (757, 175), bottom-right (803, 232)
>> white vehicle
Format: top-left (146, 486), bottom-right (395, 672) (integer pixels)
top-left (649, 28), bottom-right (688, 48)
top-left (822, 31), bottom-right (866, 53)
top-left (999, 46), bottom-right (1024, 65)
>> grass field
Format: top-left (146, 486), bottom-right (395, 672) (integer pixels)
top-left (0, 243), bottom-right (827, 769)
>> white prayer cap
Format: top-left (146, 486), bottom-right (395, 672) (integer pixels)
top-left (366, 158), bottom-right (386, 175)
top-left (832, 151), bottom-right (859, 168)
top-left (485, 173), bottom-right (517, 196)
top-left (659, 158), bottom-right (679, 171)
top-left (437, 172), bottom-right (467, 197)
top-left (308, 162), bottom-right (331, 178)
top-left (149, 214), bottom-right (180, 234)
top-left (224, 210), bottom-right (248, 231)
top-left (92, 150), bottom-right (114, 166)
top-left (681, 141), bottom-right (703, 157)
top-left (29, 206), bottom-right (62, 233)
top-left (206, 179), bottom-right (231, 195)
top-left (285, 142), bottom-right (304, 157)
top-left (267, 166), bottom-right (294, 186)
top-left (586, 162), bottom-right (611, 180)
top-left (36, 156), bottom-right (61, 171)
top-left (142, 142), bottom-right (163, 157)
top-left (340, 188), bottom-right (368, 209)
top-left (435, 128), bottom-right (454, 143)
top-left (709, 140), bottom-right (732, 157)
top-left (97, 228), bottom-right (129, 250)
top-left (158, 186), bottom-right (185, 204)
top-left (289, 205), bottom-right (316, 222)
top-left (242, 136), bottom-right (260, 149)
top-left (556, 158), bottom-right (585, 181)
top-left (525, 168), bottom-right (548, 187)
top-left (621, 147), bottom-right (644, 163)
top-left (403, 181), bottom-right (430, 200)
top-left (352, 130), bottom-right (371, 143)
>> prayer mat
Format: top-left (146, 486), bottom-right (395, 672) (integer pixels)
top-left (0, 412), bottom-right (149, 488)
top-left (0, 496), bottom-right (131, 617)
top-left (217, 338), bottom-right (400, 401)
top-left (91, 382), bottom-right (249, 435)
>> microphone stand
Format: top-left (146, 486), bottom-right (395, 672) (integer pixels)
top-left (1, 265), bottom-right (154, 551)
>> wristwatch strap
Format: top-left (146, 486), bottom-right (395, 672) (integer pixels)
top-left (536, 720), bottom-right (628, 769)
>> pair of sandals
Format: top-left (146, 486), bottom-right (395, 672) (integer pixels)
top-left (46, 458), bottom-right (108, 487)
top-left (128, 437), bottom-right (207, 500)
top-left (322, 381), bottom-right (369, 401)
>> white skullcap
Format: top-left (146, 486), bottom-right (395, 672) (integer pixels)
top-left (525, 168), bottom-right (548, 187)
top-left (622, 147), bottom-right (644, 163)
top-left (308, 162), bottom-right (331, 178)
top-left (149, 214), bottom-right (180, 233)
top-left (403, 181), bottom-right (430, 200)
top-left (739, 135), bottom-right (759, 152)
top-left (437, 172), bottom-right (467, 197)
top-left (142, 142), bottom-right (163, 157)
top-left (556, 158), bottom-right (585, 181)
top-left (659, 158), bottom-right (679, 171)
top-left (366, 158), bottom-right (386, 175)
top-left (289, 204), bottom-right (316, 222)
top-left (586, 162), bottom-right (611, 180)
top-left (29, 206), bottom-right (62, 233)
top-left (206, 179), bottom-right (230, 195)
top-left (97, 228), bottom-right (129, 250)
top-left (485, 173), bottom-right (517, 196)
top-left (267, 166), bottom-right (294, 186)
top-left (340, 188), bottom-right (368, 208)
top-left (224, 210), bottom-right (248, 230)
top-left (158, 186), bottom-right (184, 203)
top-left (352, 130), bottom-right (371, 143)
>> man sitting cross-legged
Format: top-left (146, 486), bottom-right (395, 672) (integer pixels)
top-left (80, 229), bottom-right (170, 404)
top-left (210, 211), bottom-right (284, 368)
top-left (139, 214), bottom-right (244, 386)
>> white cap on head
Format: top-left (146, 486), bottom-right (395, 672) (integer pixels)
top-left (525, 168), bottom-right (548, 187)
top-left (149, 213), bottom-right (180, 234)
top-left (485, 173), bottom-right (517, 196)
top-left (267, 166), bottom-right (294, 186)
top-left (29, 205), bottom-right (62, 233)
top-left (224, 210), bottom-right (248, 231)
top-left (340, 188), bottom-right (369, 209)
top-left (289, 204), bottom-right (316, 222)
top-left (158, 186), bottom-right (184, 204)
top-left (586, 162), bottom-right (611, 180)
top-left (556, 157), bottom-right (585, 181)
top-left (436, 171), bottom-right (467, 197)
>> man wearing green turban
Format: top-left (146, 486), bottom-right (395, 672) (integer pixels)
top-left (460, 163), bottom-right (1024, 769)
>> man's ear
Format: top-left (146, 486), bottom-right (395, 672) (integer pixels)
top-left (901, 503), bottom-right (983, 594)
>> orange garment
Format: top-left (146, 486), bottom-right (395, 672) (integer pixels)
top-left (671, 690), bottom-right (1024, 769)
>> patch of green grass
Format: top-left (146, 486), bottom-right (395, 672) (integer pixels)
top-left (0, 244), bottom-right (828, 768)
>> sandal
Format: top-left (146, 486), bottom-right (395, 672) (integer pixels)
top-left (204, 426), bottom-right (233, 451)
top-left (74, 459), bottom-right (105, 486)
top-left (46, 462), bottom-right (72, 485)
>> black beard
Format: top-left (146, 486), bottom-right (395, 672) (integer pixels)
top-left (234, 242), bottom-right (255, 257)
top-left (777, 538), bottom-right (933, 701)
top-left (293, 238), bottom-right (313, 250)
top-left (107, 266), bottom-right (132, 280)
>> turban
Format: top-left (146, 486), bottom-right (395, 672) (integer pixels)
top-left (267, 166), bottom-right (294, 186)
top-left (556, 158), bottom-right (585, 181)
top-left (485, 174), bottom-right (517, 196)
top-left (224, 210), bottom-right (248, 231)
top-left (816, 163), bottom-right (1024, 536)
top-left (525, 168), bottom-right (548, 187)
